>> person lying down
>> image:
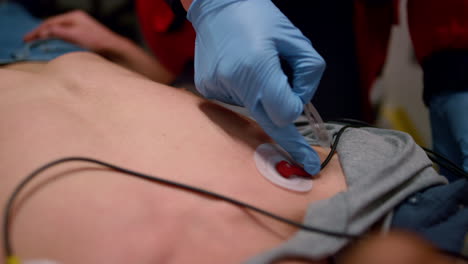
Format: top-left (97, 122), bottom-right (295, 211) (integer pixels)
top-left (2, 52), bottom-right (458, 264)
top-left (1, 3), bottom-right (466, 264)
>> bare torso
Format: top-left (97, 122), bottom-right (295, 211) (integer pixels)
top-left (0, 53), bottom-right (346, 264)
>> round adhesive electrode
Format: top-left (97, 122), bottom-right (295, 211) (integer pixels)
top-left (254, 143), bottom-right (313, 192)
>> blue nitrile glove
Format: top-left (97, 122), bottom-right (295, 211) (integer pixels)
top-left (187, 0), bottom-right (326, 175)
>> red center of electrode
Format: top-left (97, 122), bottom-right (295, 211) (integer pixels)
top-left (275, 160), bottom-right (312, 178)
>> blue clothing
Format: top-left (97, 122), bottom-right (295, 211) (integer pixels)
top-left (389, 87), bottom-right (468, 254)
top-left (0, 2), bottom-right (85, 65)
top-left (429, 91), bottom-right (468, 182)
top-left (422, 50), bottom-right (468, 182)
top-left (422, 50), bottom-right (468, 106)
top-left (249, 122), bottom-right (447, 263)
top-left (392, 178), bottom-right (468, 254)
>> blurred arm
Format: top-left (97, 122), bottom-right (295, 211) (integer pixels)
top-left (24, 10), bottom-right (176, 84)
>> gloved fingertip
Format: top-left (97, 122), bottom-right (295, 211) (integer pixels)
top-left (297, 148), bottom-right (321, 175)
top-left (303, 159), bottom-right (321, 176)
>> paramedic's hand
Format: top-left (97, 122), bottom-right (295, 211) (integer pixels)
top-left (24, 10), bottom-right (122, 54)
top-left (187, 0), bottom-right (325, 175)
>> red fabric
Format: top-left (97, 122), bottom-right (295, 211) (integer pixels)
top-left (407, 0), bottom-right (468, 63)
top-left (353, 0), bottom-right (399, 122)
top-left (135, 0), bottom-right (195, 75)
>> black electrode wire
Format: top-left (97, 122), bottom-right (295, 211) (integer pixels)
top-left (3, 157), bottom-right (360, 258)
top-left (423, 147), bottom-right (468, 179)
top-left (320, 122), bottom-right (468, 262)
top-left (4, 123), bottom-right (468, 261)
top-left (327, 119), bottom-right (468, 180)
top-left (320, 125), bottom-right (356, 170)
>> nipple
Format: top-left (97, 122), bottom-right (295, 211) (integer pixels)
top-left (254, 143), bottom-right (313, 192)
top-left (275, 160), bottom-right (312, 179)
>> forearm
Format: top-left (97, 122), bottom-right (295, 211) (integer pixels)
top-left (100, 36), bottom-right (176, 84)
top-left (181, 0), bottom-right (194, 10)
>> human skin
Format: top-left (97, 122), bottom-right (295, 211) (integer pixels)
top-left (24, 10), bottom-right (176, 84)
top-left (0, 52), bottom-right (346, 264)
top-left (340, 231), bottom-right (455, 264)
top-left (181, 0), bottom-right (193, 10)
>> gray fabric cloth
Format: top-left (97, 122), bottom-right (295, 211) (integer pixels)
top-left (245, 119), bottom-right (447, 263)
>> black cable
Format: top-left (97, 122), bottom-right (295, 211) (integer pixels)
top-left (321, 120), bottom-right (369, 171)
top-left (4, 122), bottom-right (468, 262)
top-left (320, 125), bottom-right (355, 170)
top-left (326, 118), bottom-right (468, 180)
top-left (3, 157), bottom-right (360, 258)
top-left (320, 121), bottom-right (468, 262)
top-left (423, 147), bottom-right (468, 179)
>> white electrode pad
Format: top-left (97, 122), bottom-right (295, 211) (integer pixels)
top-left (254, 143), bottom-right (313, 192)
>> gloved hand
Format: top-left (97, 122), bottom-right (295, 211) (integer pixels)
top-left (187, 0), bottom-right (326, 174)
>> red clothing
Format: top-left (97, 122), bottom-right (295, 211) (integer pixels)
top-left (135, 0), bottom-right (195, 75)
top-left (353, 0), bottom-right (468, 117)
top-left (407, 0), bottom-right (468, 63)
top-left (353, 0), bottom-right (399, 121)
top-left (137, 0), bottom-right (468, 121)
